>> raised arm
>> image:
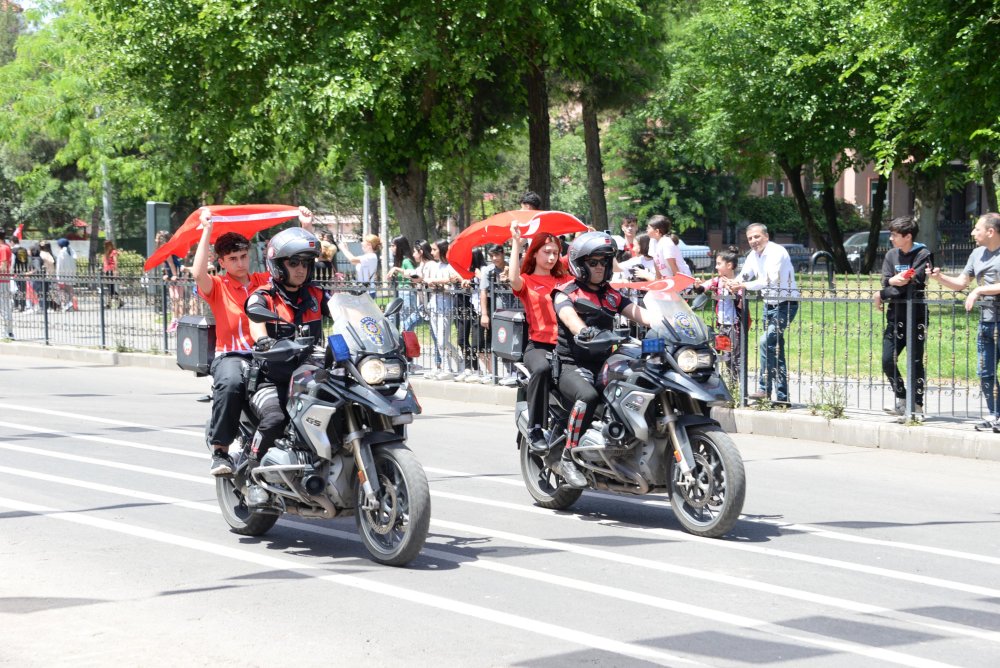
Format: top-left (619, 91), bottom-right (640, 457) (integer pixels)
top-left (508, 221), bottom-right (524, 292)
top-left (191, 208), bottom-right (216, 297)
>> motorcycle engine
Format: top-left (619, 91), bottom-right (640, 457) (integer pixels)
top-left (574, 428), bottom-right (608, 462)
top-left (259, 448), bottom-right (310, 484)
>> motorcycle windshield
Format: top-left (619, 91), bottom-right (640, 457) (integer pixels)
top-left (642, 290), bottom-right (712, 346)
top-left (327, 293), bottom-right (400, 356)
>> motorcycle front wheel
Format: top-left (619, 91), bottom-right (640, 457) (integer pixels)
top-left (518, 436), bottom-right (583, 510)
top-left (355, 443), bottom-right (431, 567)
top-left (216, 474), bottom-right (280, 537)
top-left (669, 426), bottom-right (745, 538)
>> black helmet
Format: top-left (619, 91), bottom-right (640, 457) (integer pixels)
top-left (567, 231), bottom-right (617, 284)
top-left (266, 228), bottom-right (320, 284)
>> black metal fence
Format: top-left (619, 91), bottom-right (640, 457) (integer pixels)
top-left (1, 270), bottom-right (994, 424)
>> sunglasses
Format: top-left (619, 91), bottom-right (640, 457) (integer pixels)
top-left (285, 257), bottom-right (313, 269)
top-left (584, 258), bottom-right (607, 268)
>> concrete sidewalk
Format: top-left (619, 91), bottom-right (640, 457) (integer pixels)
top-left (3, 341), bottom-right (998, 461)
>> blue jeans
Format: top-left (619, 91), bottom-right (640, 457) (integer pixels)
top-left (977, 321), bottom-right (1000, 417)
top-left (758, 301), bottom-right (799, 401)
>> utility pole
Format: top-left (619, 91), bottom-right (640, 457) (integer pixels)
top-left (379, 182), bottom-right (389, 278)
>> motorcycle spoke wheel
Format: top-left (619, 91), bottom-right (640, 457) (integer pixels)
top-left (670, 426), bottom-right (745, 538)
top-left (355, 444), bottom-right (430, 567)
top-left (518, 436), bottom-right (582, 510)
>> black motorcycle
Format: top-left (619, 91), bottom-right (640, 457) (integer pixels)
top-left (514, 290), bottom-right (746, 538)
top-left (215, 293), bottom-right (431, 566)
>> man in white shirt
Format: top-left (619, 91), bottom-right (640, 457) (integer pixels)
top-left (727, 223), bottom-right (800, 406)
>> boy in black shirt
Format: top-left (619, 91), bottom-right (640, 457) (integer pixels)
top-left (873, 216), bottom-right (932, 419)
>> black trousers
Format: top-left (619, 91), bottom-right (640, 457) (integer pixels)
top-left (557, 361), bottom-right (601, 434)
top-left (524, 341), bottom-right (555, 429)
top-left (207, 355), bottom-right (249, 449)
top-left (249, 383), bottom-right (289, 459)
top-left (882, 310), bottom-right (927, 405)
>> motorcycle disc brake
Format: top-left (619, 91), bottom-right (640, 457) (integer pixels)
top-left (366, 474), bottom-right (400, 535)
top-left (676, 452), bottom-right (715, 509)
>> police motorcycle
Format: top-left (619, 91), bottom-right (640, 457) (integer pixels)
top-left (514, 289), bottom-right (746, 538)
top-left (215, 292), bottom-right (431, 567)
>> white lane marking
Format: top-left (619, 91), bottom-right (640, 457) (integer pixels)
top-left (4, 431), bottom-right (1000, 602)
top-left (430, 491), bottom-right (1000, 599)
top-left (0, 420), bottom-right (203, 459)
top-left (0, 465), bottom-right (974, 668)
top-left (0, 442), bottom-right (206, 484)
top-left (4, 401), bottom-right (996, 569)
top-left (0, 402), bottom-right (204, 438)
top-left (3, 447), bottom-right (1000, 653)
top-left (0, 494), bottom-right (703, 667)
top-left (426, 466), bottom-right (1000, 566)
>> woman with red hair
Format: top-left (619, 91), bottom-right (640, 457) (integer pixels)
top-left (509, 222), bottom-right (567, 453)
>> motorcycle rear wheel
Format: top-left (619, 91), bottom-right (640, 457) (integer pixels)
top-left (518, 436), bottom-right (583, 510)
top-left (669, 426), bottom-right (745, 538)
top-left (355, 443), bottom-right (430, 567)
top-left (216, 475), bottom-right (280, 536)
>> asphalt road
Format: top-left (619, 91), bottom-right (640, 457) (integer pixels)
top-left (1, 355), bottom-right (999, 667)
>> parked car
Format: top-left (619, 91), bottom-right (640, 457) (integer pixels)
top-left (678, 240), bottom-right (713, 273)
top-left (844, 230), bottom-right (891, 272)
top-left (780, 244), bottom-right (813, 272)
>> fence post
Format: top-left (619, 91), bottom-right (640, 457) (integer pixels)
top-left (98, 271), bottom-right (107, 349)
top-left (161, 280), bottom-right (169, 353)
top-left (905, 287), bottom-right (915, 420)
top-left (42, 279), bottom-right (50, 345)
top-left (739, 298), bottom-right (749, 407)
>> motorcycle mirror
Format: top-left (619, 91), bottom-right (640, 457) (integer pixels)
top-left (246, 300), bottom-right (282, 324)
top-left (690, 293), bottom-right (710, 310)
top-left (383, 297), bottom-right (404, 318)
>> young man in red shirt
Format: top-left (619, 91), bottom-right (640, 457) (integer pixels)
top-left (0, 230), bottom-right (12, 338)
top-left (191, 206), bottom-right (314, 476)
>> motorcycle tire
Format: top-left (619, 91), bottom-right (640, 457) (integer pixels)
top-left (669, 426), bottom-right (745, 538)
top-left (355, 443), bottom-right (431, 567)
top-left (216, 476), bottom-right (280, 537)
top-left (518, 435), bottom-right (583, 510)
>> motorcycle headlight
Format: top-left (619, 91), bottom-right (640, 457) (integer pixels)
top-left (359, 357), bottom-right (387, 385)
top-left (676, 348), bottom-right (699, 373)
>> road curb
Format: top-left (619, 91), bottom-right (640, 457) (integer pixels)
top-left (5, 341), bottom-right (998, 460)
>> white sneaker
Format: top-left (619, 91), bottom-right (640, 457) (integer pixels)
top-left (436, 370), bottom-right (455, 381)
top-left (464, 372), bottom-right (482, 383)
top-left (454, 369), bottom-right (471, 382)
top-left (480, 375), bottom-right (495, 384)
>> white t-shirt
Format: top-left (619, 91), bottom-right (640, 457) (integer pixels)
top-left (738, 242), bottom-right (800, 304)
top-left (356, 252), bottom-right (378, 286)
top-left (651, 236), bottom-right (691, 277)
top-left (56, 247), bottom-right (77, 280)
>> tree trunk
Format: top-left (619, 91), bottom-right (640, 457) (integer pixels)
top-left (89, 206), bottom-right (101, 266)
top-left (912, 169), bottom-right (945, 252)
top-left (778, 157), bottom-right (834, 258)
top-left (862, 176), bottom-right (889, 273)
top-left (981, 152), bottom-right (999, 213)
top-left (581, 94), bottom-right (608, 232)
top-left (817, 164), bottom-right (849, 271)
top-left (525, 62), bottom-right (551, 209)
top-left (385, 161), bottom-right (428, 244)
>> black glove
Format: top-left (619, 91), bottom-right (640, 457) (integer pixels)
top-left (254, 336), bottom-right (276, 352)
top-left (575, 326), bottom-right (600, 343)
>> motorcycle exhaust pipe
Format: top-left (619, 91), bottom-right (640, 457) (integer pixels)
top-left (303, 475), bottom-right (326, 496)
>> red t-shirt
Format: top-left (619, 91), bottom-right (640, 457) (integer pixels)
top-left (513, 273), bottom-right (560, 345)
top-left (200, 271), bottom-right (271, 353)
top-left (0, 243), bottom-right (11, 275)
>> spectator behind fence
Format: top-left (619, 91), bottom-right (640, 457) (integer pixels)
top-left (26, 245), bottom-right (44, 312)
top-left (340, 233), bottom-right (380, 296)
top-left (11, 237), bottom-right (28, 312)
top-left (401, 240), bottom-right (439, 371)
top-left (102, 239), bottom-right (124, 309)
top-left (617, 214), bottom-right (639, 261)
top-left (455, 248), bottom-right (487, 383)
top-left (696, 246), bottom-right (746, 380)
top-left (386, 235), bottom-right (416, 317)
top-left (0, 230), bottom-right (11, 337)
top-left (874, 216), bottom-right (932, 420)
top-left (728, 223), bottom-right (799, 407)
top-left (423, 239), bottom-right (463, 380)
top-left (315, 231), bottom-right (337, 282)
top-left (930, 212), bottom-right (1000, 432)
top-left (646, 215), bottom-right (689, 279)
top-left (55, 238), bottom-right (77, 312)
top-left (155, 230), bottom-right (186, 332)
top-left (478, 244), bottom-right (515, 383)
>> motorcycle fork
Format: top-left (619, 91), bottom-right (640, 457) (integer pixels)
top-left (344, 405), bottom-right (381, 510)
top-left (660, 395), bottom-right (696, 477)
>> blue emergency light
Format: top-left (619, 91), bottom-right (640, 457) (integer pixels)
top-left (641, 337), bottom-right (666, 355)
top-left (327, 334), bottom-right (351, 362)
